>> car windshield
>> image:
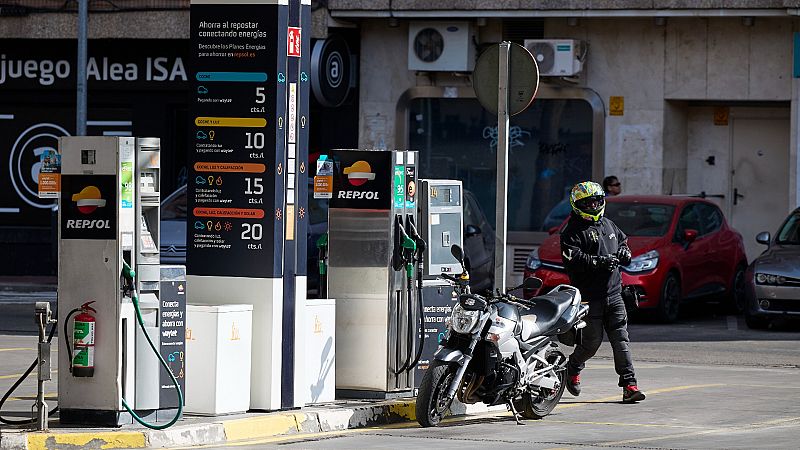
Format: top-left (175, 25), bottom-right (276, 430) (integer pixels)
top-left (605, 202), bottom-right (675, 237)
top-left (776, 211), bottom-right (800, 244)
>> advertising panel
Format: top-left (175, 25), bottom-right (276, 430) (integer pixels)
top-left (187, 2), bottom-right (279, 278)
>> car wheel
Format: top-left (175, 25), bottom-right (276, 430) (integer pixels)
top-left (657, 273), bottom-right (681, 324)
top-left (745, 312), bottom-right (769, 330)
top-left (727, 264), bottom-right (747, 315)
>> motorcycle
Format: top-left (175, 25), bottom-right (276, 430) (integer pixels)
top-left (416, 245), bottom-right (589, 427)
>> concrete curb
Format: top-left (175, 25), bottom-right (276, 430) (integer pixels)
top-left (0, 399), bottom-right (435, 449)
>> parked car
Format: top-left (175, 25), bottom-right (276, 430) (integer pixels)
top-left (524, 195), bottom-right (748, 323)
top-left (159, 185), bottom-right (495, 294)
top-left (462, 190), bottom-right (495, 292)
top-left (743, 208), bottom-right (800, 329)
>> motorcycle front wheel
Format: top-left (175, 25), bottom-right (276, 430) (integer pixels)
top-left (515, 347), bottom-right (566, 420)
top-left (416, 361), bottom-right (458, 427)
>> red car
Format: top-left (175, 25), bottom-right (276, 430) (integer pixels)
top-left (524, 195), bottom-right (748, 323)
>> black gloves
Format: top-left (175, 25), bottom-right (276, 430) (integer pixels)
top-left (616, 244), bottom-right (632, 266)
top-left (593, 255), bottom-right (619, 272)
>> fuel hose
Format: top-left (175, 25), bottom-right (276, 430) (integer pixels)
top-left (121, 261), bottom-right (183, 430)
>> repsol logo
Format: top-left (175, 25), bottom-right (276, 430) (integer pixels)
top-left (66, 219), bottom-right (111, 229)
top-left (337, 190), bottom-right (380, 200)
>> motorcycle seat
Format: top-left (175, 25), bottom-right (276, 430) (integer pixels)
top-left (518, 290), bottom-right (575, 341)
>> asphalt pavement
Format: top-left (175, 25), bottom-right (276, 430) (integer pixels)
top-left (1, 286), bottom-right (799, 449)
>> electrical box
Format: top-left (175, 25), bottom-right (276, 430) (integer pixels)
top-left (408, 21), bottom-right (475, 72)
top-left (523, 39), bottom-right (585, 77)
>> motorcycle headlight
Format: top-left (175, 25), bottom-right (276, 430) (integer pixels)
top-left (451, 304), bottom-right (480, 334)
top-left (623, 250), bottom-right (659, 273)
top-left (526, 248), bottom-right (541, 271)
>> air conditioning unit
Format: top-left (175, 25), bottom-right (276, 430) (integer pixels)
top-left (408, 21), bottom-right (475, 72)
top-left (523, 39), bottom-right (585, 77)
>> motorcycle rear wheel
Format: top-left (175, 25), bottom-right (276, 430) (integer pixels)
top-left (515, 348), bottom-right (566, 420)
top-left (416, 361), bottom-right (458, 427)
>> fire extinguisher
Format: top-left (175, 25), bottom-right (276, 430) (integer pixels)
top-left (65, 301), bottom-right (96, 377)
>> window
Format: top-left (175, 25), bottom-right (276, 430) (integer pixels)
top-left (776, 211), bottom-right (800, 244)
top-left (675, 204), bottom-right (702, 241)
top-left (696, 203), bottom-right (723, 235)
top-left (606, 202), bottom-right (675, 237)
top-left (408, 97), bottom-right (595, 232)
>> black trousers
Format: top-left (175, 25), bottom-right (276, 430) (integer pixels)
top-left (567, 294), bottom-right (637, 387)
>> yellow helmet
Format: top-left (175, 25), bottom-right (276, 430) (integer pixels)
top-left (570, 181), bottom-right (605, 222)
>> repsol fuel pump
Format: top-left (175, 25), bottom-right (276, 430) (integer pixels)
top-left (57, 137), bottom-right (183, 427)
top-left (327, 150), bottom-right (422, 398)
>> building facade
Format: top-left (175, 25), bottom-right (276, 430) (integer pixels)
top-left (2, 1), bottom-right (798, 277)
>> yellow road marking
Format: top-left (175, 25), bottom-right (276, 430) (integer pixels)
top-left (28, 432), bottom-right (146, 450)
top-left (0, 369), bottom-right (58, 380)
top-left (600, 416), bottom-right (800, 446)
top-left (3, 392), bottom-right (56, 402)
top-left (546, 419), bottom-right (710, 430)
top-left (0, 347), bottom-right (34, 352)
top-left (557, 383), bottom-right (723, 409)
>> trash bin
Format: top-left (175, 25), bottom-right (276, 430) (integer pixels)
top-left (304, 299), bottom-right (336, 405)
top-left (185, 304), bottom-right (253, 415)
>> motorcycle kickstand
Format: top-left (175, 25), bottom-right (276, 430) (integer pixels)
top-left (506, 400), bottom-right (524, 426)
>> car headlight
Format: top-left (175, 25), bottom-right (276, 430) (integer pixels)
top-left (451, 304), bottom-right (480, 334)
top-left (756, 273), bottom-right (787, 285)
top-left (623, 250), bottom-right (659, 273)
top-left (526, 248), bottom-right (541, 271)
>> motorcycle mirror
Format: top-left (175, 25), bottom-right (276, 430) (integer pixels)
top-left (523, 277), bottom-right (543, 290)
top-left (450, 244), bottom-right (465, 265)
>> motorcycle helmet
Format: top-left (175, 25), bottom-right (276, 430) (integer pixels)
top-left (570, 181), bottom-right (606, 222)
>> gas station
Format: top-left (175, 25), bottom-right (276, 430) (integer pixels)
top-left (26, 0), bottom-right (480, 430)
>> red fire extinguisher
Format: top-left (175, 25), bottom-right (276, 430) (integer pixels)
top-left (70, 301), bottom-right (96, 377)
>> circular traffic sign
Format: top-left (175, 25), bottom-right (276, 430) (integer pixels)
top-left (311, 35), bottom-right (353, 107)
top-left (473, 43), bottom-right (539, 116)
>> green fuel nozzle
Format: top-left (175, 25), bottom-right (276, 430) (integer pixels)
top-left (122, 261), bottom-right (136, 282)
top-left (401, 234), bottom-right (416, 279)
top-left (316, 233), bottom-right (329, 275)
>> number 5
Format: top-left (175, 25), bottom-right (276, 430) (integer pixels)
top-left (256, 87), bottom-right (265, 104)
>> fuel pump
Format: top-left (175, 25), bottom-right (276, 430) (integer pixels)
top-left (328, 149), bottom-right (420, 398)
top-left (56, 136), bottom-right (183, 427)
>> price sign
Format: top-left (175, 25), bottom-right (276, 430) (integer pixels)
top-left (187, 1), bottom-right (279, 278)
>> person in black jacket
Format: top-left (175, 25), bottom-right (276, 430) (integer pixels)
top-left (560, 181), bottom-right (645, 403)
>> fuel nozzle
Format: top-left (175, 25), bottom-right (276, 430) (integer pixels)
top-left (316, 232), bottom-right (328, 275)
top-left (400, 234), bottom-right (416, 279)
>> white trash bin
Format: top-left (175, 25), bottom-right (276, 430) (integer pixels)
top-left (304, 299), bottom-right (336, 404)
top-left (185, 304), bottom-right (253, 415)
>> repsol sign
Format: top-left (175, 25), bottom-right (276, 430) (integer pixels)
top-left (60, 175), bottom-right (117, 240)
top-left (337, 190), bottom-right (380, 200)
top-left (65, 219), bottom-right (111, 229)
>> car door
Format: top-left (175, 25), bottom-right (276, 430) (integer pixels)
top-left (674, 203), bottom-right (712, 296)
top-left (463, 191), bottom-right (494, 289)
top-left (695, 203), bottom-right (727, 289)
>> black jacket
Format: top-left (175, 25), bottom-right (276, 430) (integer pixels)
top-left (560, 213), bottom-right (628, 301)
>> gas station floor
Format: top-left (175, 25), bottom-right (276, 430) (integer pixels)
top-left (3, 288), bottom-right (800, 449)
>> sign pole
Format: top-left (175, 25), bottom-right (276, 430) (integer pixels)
top-left (494, 42), bottom-right (510, 292)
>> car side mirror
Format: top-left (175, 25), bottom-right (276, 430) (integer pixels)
top-left (548, 226), bottom-right (559, 235)
top-left (756, 231), bottom-right (771, 246)
top-left (683, 229), bottom-right (698, 243)
top-left (465, 224), bottom-right (482, 238)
